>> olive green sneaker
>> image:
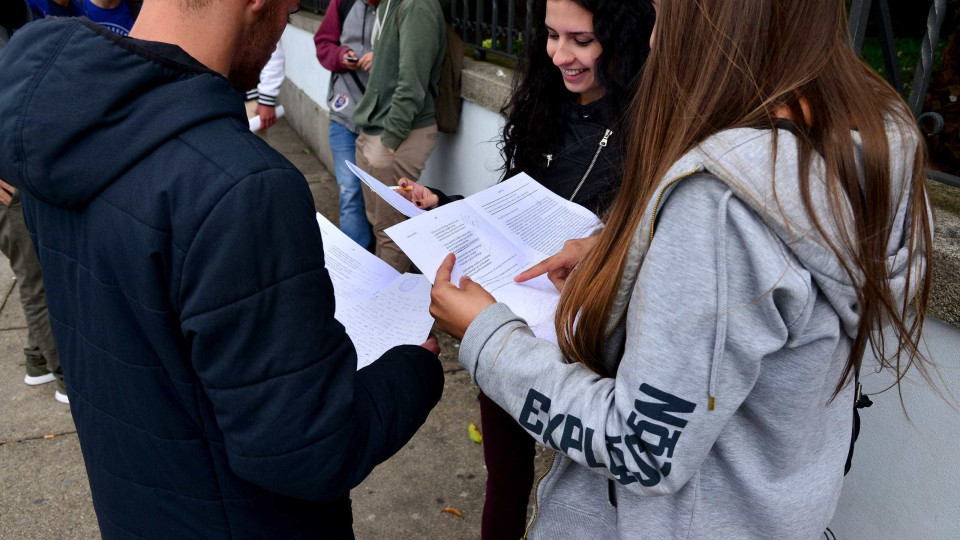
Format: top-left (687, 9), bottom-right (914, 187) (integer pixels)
top-left (24, 363), bottom-right (57, 386)
top-left (54, 379), bottom-right (69, 405)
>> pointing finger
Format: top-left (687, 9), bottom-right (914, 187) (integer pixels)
top-left (515, 256), bottom-right (557, 283)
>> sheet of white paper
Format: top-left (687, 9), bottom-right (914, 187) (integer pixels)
top-left (467, 173), bottom-right (602, 262)
top-left (336, 273), bottom-right (435, 369)
top-left (386, 202), bottom-right (561, 342)
top-left (316, 213), bottom-right (399, 316)
top-left (248, 105), bottom-right (286, 132)
top-left (346, 161), bottom-right (425, 218)
top-left (384, 174), bottom-right (602, 344)
top-left (386, 202), bottom-right (529, 290)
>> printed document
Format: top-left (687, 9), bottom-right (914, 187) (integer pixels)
top-left (384, 174), bottom-right (602, 343)
top-left (316, 214), bottom-right (434, 369)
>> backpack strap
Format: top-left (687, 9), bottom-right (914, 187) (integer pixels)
top-left (336, 0), bottom-right (364, 92)
top-left (338, 0), bottom-right (357, 26)
top-left (348, 71), bottom-right (366, 93)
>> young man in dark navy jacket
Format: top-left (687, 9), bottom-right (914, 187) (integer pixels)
top-left (0, 0), bottom-right (443, 538)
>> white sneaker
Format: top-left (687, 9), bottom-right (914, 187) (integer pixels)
top-left (55, 389), bottom-right (69, 404)
top-left (24, 373), bottom-right (57, 385)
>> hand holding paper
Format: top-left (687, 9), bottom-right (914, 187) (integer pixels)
top-left (316, 213), bottom-right (435, 369)
top-left (384, 173), bottom-right (602, 343)
top-left (346, 161), bottom-right (425, 218)
top-left (248, 105), bottom-right (285, 132)
top-left (429, 253), bottom-right (497, 341)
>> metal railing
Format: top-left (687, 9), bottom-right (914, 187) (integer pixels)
top-left (450, 0), bottom-right (533, 60)
top-left (849, 0), bottom-right (958, 188)
top-left (300, 0), bottom-right (330, 14)
top-left (446, 0), bottom-right (957, 187)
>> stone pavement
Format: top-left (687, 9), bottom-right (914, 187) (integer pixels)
top-left (0, 118), bottom-right (553, 539)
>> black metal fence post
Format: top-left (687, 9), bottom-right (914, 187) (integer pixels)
top-left (300, 0), bottom-right (329, 15)
top-left (848, 0), bottom-right (957, 188)
top-left (908, 0), bottom-right (948, 117)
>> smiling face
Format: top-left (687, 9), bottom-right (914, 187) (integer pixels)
top-left (545, 0), bottom-right (604, 105)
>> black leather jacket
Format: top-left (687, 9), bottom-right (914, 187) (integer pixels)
top-left (522, 96), bottom-right (622, 215)
top-left (435, 97), bottom-right (622, 216)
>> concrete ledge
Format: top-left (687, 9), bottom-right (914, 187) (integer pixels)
top-left (929, 181), bottom-right (960, 327)
top-left (460, 57), bottom-right (513, 114)
top-left (289, 10), bottom-right (322, 35)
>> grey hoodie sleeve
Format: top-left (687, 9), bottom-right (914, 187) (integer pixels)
top-left (459, 176), bottom-right (814, 495)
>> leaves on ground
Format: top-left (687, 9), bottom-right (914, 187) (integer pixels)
top-left (442, 507), bottom-right (464, 518)
top-left (468, 422), bottom-right (482, 444)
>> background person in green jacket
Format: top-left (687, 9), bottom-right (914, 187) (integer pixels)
top-left (352, 0), bottom-right (446, 272)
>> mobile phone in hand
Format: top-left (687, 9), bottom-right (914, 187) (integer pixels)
top-left (345, 55), bottom-right (359, 62)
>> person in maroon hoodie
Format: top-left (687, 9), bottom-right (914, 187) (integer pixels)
top-left (314, 0), bottom-right (379, 249)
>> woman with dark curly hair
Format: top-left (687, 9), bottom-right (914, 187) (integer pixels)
top-left (399, 1), bottom-right (654, 537)
top-left (401, 0), bottom-right (654, 215)
top-left (496, 0), bottom-right (654, 213)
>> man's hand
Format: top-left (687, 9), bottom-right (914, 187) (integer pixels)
top-left (0, 180), bottom-right (15, 207)
top-left (342, 49), bottom-right (360, 70)
top-left (357, 51), bottom-right (373, 71)
top-left (257, 104), bottom-right (277, 131)
top-left (430, 254), bottom-right (496, 341)
top-left (515, 236), bottom-right (598, 291)
top-left (397, 177), bottom-right (440, 209)
top-left (420, 333), bottom-right (441, 355)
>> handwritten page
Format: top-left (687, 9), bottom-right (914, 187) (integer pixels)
top-left (316, 213), bottom-right (398, 316)
top-left (346, 161), bottom-right (425, 218)
top-left (316, 214), bottom-right (434, 369)
top-left (336, 273), bottom-right (434, 369)
top-left (384, 174), bottom-right (601, 343)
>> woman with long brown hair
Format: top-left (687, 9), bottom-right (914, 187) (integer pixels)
top-left (397, 2), bottom-right (654, 537)
top-left (429, 0), bottom-right (936, 537)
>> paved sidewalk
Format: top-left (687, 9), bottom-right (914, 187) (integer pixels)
top-left (0, 119), bottom-right (550, 539)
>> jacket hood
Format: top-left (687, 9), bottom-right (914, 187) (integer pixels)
top-left (666, 121), bottom-right (923, 339)
top-left (0, 18), bottom-right (244, 209)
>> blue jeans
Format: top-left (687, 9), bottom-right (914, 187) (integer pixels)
top-left (329, 120), bottom-right (372, 249)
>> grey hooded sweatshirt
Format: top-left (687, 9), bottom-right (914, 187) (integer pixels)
top-left (460, 122), bottom-right (924, 539)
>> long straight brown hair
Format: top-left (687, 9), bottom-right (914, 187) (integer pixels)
top-left (556, 0), bottom-right (935, 398)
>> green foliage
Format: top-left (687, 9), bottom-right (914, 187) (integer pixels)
top-left (480, 37), bottom-right (526, 57)
top-left (860, 37), bottom-right (948, 97)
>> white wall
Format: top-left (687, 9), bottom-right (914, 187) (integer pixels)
top-left (828, 317), bottom-right (960, 538)
top-left (280, 26), bottom-right (329, 112)
top-left (418, 101), bottom-right (505, 196)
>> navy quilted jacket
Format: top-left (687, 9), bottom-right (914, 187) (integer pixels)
top-left (0, 19), bottom-right (443, 539)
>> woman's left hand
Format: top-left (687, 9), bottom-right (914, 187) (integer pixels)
top-left (430, 253), bottom-right (496, 340)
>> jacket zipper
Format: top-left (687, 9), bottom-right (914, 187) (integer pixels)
top-left (568, 129), bottom-right (613, 202)
top-left (525, 168), bottom-right (701, 538)
top-left (524, 130), bottom-right (613, 540)
top-left (603, 168), bottom-right (701, 340)
top-left (523, 450), bottom-right (557, 539)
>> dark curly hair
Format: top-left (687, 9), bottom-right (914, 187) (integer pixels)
top-left (501, 0), bottom-right (655, 179)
